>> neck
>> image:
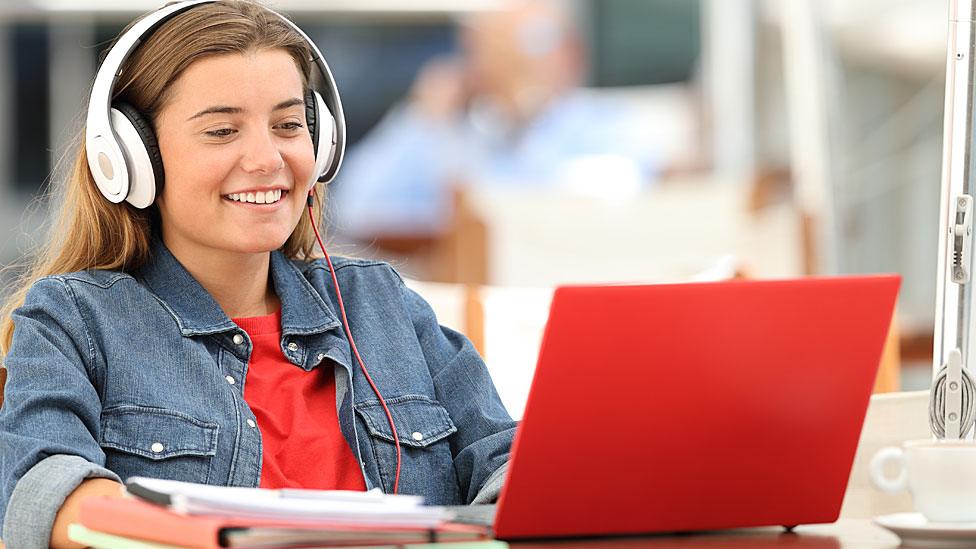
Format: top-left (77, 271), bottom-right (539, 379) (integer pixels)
top-left (163, 237), bottom-right (280, 319)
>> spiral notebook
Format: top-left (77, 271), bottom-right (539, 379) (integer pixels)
top-left (76, 492), bottom-right (490, 548)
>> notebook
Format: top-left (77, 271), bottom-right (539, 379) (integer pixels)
top-left (463, 275), bottom-right (900, 539)
top-left (68, 522), bottom-right (508, 549)
top-left (76, 496), bottom-right (490, 548)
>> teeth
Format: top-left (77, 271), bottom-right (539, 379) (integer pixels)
top-left (226, 189), bottom-right (284, 204)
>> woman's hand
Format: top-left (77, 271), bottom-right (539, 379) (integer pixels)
top-left (50, 478), bottom-right (125, 549)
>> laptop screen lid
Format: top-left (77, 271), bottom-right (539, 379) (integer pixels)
top-left (492, 275), bottom-right (900, 539)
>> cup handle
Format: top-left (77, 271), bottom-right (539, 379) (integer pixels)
top-left (870, 446), bottom-right (908, 493)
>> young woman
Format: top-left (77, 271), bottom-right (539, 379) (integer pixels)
top-left (0, 2), bottom-right (515, 547)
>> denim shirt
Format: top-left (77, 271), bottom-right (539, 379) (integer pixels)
top-left (0, 242), bottom-right (515, 547)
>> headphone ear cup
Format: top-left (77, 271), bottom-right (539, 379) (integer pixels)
top-left (310, 91), bottom-right (336, 185)
top-left (111, 102), bottom-right (164, 208)
top-left (305, 87), bottom-right (318, 158)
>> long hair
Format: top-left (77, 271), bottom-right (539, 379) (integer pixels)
top-left (0, 0), bottom-right (327, 357)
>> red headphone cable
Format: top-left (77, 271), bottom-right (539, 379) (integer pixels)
top-left (306, 192), bottom-right (402, 494)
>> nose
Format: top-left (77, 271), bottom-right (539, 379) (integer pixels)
top-left (240, 128), bottom-right (284, 175)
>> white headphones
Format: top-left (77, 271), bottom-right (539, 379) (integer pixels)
top-left (85, 0), bottom-right (345, 209)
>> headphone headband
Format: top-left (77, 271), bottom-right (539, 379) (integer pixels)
top-left (271, 12), bottom-right (346, 183)
top-left (86, 0), bottom-right (345, 206)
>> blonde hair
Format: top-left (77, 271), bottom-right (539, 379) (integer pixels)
top-left (1, 0), bottom-right (328, 357)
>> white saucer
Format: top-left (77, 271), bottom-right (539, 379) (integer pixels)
top-left (875, 513), bottom-right (976, 548)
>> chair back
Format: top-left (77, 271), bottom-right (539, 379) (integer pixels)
top-left (840, 390), bottom-right (930, 518)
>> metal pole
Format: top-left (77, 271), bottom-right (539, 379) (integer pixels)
top-left (933, 0), bottom-right (976, 439)
top-left (702, 0), bottom-right (756, 181)
top-left (780, 0), bottom-right (838, 275)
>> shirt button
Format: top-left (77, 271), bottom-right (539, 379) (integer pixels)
top-left (225, 375), bottom-right (236, 385)
top-left (232, 333), bottom-right (244, 345)
top-left (411, 431), bottom-right (423, 441)
top-left (316, 353), bottom-right (326, 361)
top-left (246, 419), bottom-right (256, 428)
top-left (151, 442), bottom-right (164, 453)
top-left (287, 342), bottom-right (299, 351)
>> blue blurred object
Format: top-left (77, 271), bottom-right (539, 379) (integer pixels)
top-left (331, 90), bottom-right (659, 237)
top-left (329, 1), bottom-right (662, 239)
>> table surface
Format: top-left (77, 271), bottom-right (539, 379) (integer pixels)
top-left (0, 518), bottom-right (913, 549)
top-left (509, 519), bottom-right (902, 548)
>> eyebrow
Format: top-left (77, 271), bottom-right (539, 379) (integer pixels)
top-left (186, 97), bottom-right (305, 121)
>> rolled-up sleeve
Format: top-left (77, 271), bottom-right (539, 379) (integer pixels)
top-left (398, 281), bottom-right (516, 504)
top-left (471, 460), bottom-right (508, 504)
top-left (0, 277), bottom-right (117, 548)
top-left (4, 455), bottom-right (120, 547)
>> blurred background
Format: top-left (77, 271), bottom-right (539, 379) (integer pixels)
top-left (0, 0), bottom-right (949, 410)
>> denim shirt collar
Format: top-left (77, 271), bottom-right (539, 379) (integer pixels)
top-left (139, 240), bottom-right (341, 337)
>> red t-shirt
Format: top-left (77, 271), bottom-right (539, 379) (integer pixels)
top-left (233, 309), bottom-right (367, 491)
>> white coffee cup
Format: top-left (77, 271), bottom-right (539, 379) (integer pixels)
top-left (870, 439), bottom-right (976, 522)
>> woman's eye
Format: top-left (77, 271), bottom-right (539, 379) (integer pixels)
top-left (205, 128), bottom-right (236, 138)
top-left (277, 121), bottom-right (304, 131)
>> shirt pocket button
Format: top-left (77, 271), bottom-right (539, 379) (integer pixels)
top-left (150, 442), bottom-right (165, 453)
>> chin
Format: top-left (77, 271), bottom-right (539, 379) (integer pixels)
top-left (228, 234), bottom-right (292, 254)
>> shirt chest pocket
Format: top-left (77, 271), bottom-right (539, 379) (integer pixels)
top-left (100, 405), bottom-right (219, 484)
top-left (355, 395), bottom-right (459, 497)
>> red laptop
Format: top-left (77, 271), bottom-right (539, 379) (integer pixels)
top-left (484, 275), bottom-right (900, 539)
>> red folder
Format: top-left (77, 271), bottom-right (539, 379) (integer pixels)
top-left (79, 497), bottom-right (489, 548)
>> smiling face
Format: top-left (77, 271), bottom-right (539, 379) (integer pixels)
top-left (153, 48), bottom-right (315, 264)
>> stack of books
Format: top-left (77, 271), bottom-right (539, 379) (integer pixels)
top-left (68, 477), bottom-right (504, 549)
